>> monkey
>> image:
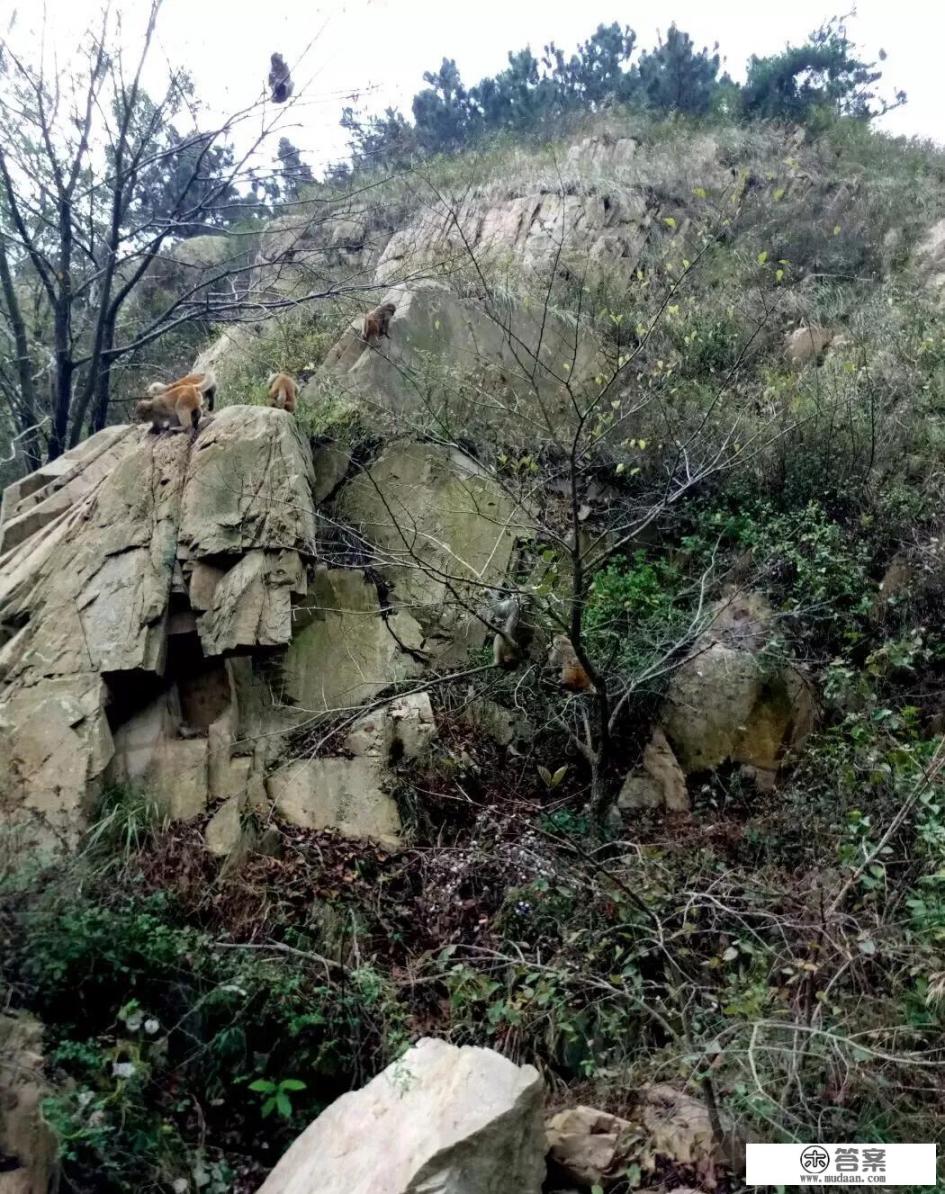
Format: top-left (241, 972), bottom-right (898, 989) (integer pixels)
top-left (547, 634), bottom-right (595, 693)
top-left (147, 368), bottom-right (217, 412)
top-left (268, 53), bottom-right (294, 104)
top-left (492, 595), bottom-right (524, 670)
top-left (267, 371), bottom-right (298, 414)
top-left (135, 383), bottom-right (203, 434)
top-left (362, 302), bottom-right (397, 343)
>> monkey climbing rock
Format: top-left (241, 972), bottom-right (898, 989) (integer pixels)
top-left (362, 302), bottom-right (396, 343)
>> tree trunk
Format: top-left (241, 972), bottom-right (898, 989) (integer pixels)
top-left (0, 233), bottom-right (43, 469)
top-left (90, 330), bottom-right (116, 432)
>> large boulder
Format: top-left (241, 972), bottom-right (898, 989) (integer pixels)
top-left (257, 1037), bottom-right (546, 1194)
top-left (316, 283), bottom-right (604, 443)
top-left (266, 757), bottom-right (401, 847)
top-left (336, 443), bottom-right (520, 656)
top-left (660, 592), bottom-right (814, 789)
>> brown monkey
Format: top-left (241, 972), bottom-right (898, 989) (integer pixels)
top-left (268, 53), bottom-right (294, 103)
top-left (148, 368), bottom-right (217, 412)
top-left (362, 302), bottom-right (396, 343)
top-left (267, 371), bottom-right (298, 414)
top-left (547, 635), bottom-right (595, 693)
top-left (135, 383), bottom-right (203, 434)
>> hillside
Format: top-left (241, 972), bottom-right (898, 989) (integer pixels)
top-left (2, 106), bottom-right (945, 1192)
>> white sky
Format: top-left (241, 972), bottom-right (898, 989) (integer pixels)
top-left (3, 0), bottom-right (943, 172)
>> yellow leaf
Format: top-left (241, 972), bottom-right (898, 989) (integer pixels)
top-left (692, 186), bottom-right (707, 199)
top-left (757, 250), bottom-right (768, 265)
top-left (833, 224), bottom-right (842, 236)
top-left (663, 216), bottom-right (677, 230)
top-left (775, 268), bottom-right (784, 283)
top-left (773, 187), bottom-right (785, 201)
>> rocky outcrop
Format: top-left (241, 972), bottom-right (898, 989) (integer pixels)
top-left (337, 442), bottom-right (521, 657)
top-left (0, 409), bottom-right (470, 850)
top-left (257, 1037), bottom-right (546, 1194)
top-left (374, 133), bottom-right (726, 289)
top-left (660, 592), bottom-right (815, 789)
top-left (316, 283), bottom-right (604, 440)
top-left (0, 1013), bottom-right (57, 1194)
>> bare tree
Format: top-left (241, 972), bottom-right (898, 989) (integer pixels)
top-left (310, 174), bottom-right (790, 820)
top-left (0, 2), bottom-right (358, 463)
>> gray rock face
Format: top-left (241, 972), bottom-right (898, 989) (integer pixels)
top-left (257, 1037), bottom-right (546, 1194)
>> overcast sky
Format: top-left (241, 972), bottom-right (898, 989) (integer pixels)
top-left (4, 0), bottom-right (943, 170)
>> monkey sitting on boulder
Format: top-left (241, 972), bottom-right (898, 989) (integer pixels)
top-left (267, 371), bottom-right (298, 413)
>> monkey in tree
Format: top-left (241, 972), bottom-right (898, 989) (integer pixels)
top-left (268, 53), bottom-right (294, 103)
top-left (362, 302), bottom-right (396, 343)
top-left (147, 368), bottom-right (217, 411)
top-left (267, 371), bottom-right (299, 414)
top-left (492, 597), bottom-right (535, 673)
top-left (135, 383), bottom-right (204, 434)
top-left (547, 635), bottom-right (595, 692)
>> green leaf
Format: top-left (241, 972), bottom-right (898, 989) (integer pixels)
top-left (692, 186), bottom-right (707, 199)
top-left (757, 250), bottom-right (768, 265)
top-left (550, 765), bottom-right (569, 789)
top-left (663, 216), bottom-right (677, 229)
top-left (276, 1092), bottom-right (293, 1118)
top-left (537, 765), bottom-right (553, 787)
top-left (248, 1079), bottom-right (275, 1093)
top-left (280, 1079), bottom-right (307, 1091)
top-left (261, 1097), bottom-right (276, 1118)
top-left (775, 268), bottom-right (784, 283)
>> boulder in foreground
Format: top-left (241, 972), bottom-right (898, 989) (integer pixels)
top-left (257, 1037), bottom-right (545, 1194)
